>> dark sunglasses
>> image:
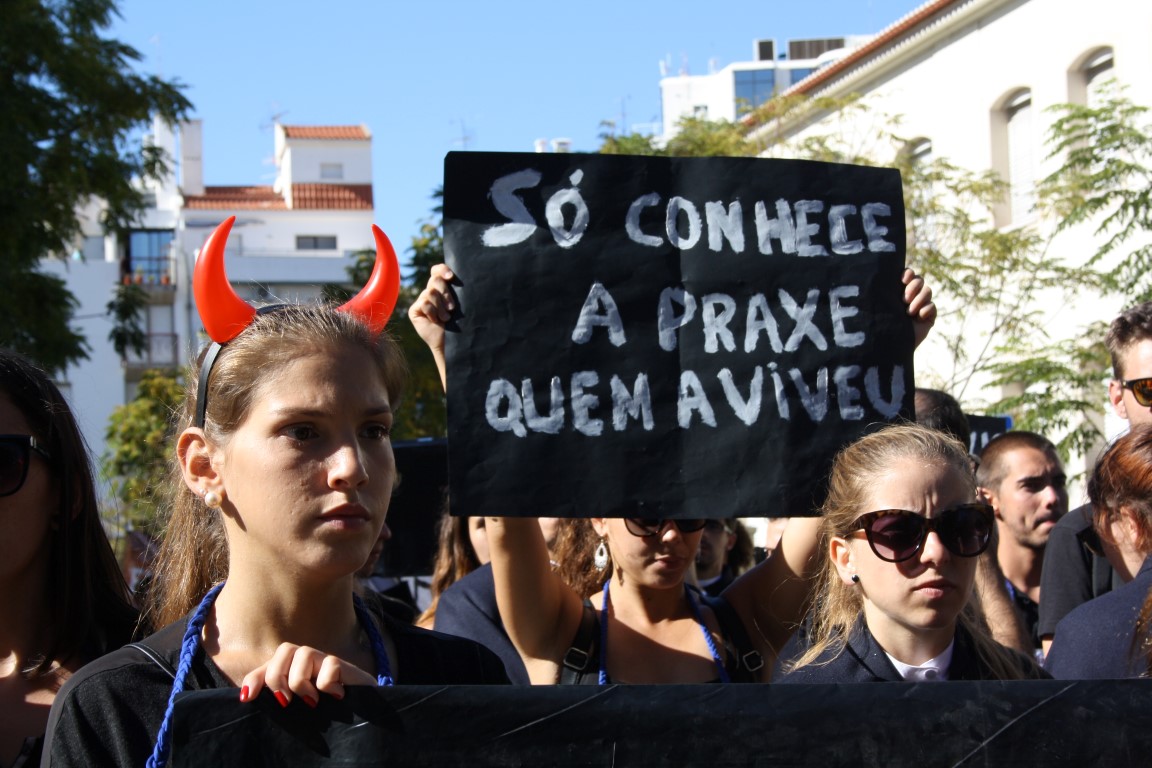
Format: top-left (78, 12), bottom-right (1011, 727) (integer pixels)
top-left (0, 434), bottom-right (51, 498)
top-left (623, 518), bottom-right (708, 537)
top-left (851, 502), bottom-right (994, 563)
top-left (1121, 377), bottom-right (1152, 407)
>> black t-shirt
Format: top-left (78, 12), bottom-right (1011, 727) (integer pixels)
top-left (43, 607), bottom-right (509, 768)
top-left (1038, 503), bottom-right (1123, 639)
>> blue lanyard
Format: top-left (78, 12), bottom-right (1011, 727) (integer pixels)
top-left (597, 580), bottom-right (731, 684)
top-left (147, 583), bottom-right (392, 768)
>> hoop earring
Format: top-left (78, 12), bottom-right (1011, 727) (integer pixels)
top-left (203, 490), bottom-right (223, 509)
top-left (594, 538), bottom-right (609, 572)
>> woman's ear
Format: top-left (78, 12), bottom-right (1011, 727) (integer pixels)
top-left (590, 517), bottom-right (609, 538)
top-left (177, 427), bottom-right (222, 498)
top-left (830, 535), bottom-right (857, 586)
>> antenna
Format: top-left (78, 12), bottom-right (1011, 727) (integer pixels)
top-left (260, 107), bottom-right (290, 132)
top-left (452, 119), bottom-right (474, 150)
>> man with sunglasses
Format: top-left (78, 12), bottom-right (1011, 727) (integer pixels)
top-left (1038, 303), bottom-right (1152, 655)
top-left (977, 431), bottom-right (1068, 655)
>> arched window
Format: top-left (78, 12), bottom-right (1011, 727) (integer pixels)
top-left (1068, 47), bottom-right (1115, 106)
top-left (990, 89), bottom-right (1036, 226)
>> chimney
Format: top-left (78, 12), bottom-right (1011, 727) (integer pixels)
top-left (180, 119), bottom-right (204, 196)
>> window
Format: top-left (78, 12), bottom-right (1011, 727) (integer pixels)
top-left (296, 235), bottom-right (338, 250)
top-left (320, 162), bottom-right (344, 180)
top-left (126, 229), bottom-right (174, 284)
top-left (734, 69), bottom-right (777, 115)
top-left (1084, 49), bottom-right (1114, 107)
top-left (903, 139), bottom-right (938, 252)
top-left (1005, 91), bottom-right (1036, 222)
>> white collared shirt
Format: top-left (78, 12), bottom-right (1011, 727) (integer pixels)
top-left (886, 640), bottom-right (955, 682)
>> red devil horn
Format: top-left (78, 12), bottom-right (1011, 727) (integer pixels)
top-left (338, 225), bottom-right (400, 335)
top-left (193, 216), bottom-right (257, 343)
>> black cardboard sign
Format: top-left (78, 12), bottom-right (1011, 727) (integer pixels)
top-left (443, 152), bottom-right (913, 518)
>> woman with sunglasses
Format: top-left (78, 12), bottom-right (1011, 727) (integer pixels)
top-left (0, 349), bottom-right (138, 768)
top-left (1045, 425), bottom-right (1152, 678)
top-left (777, 423), bottom-right (1045, 683)
top-left (43, 219), bottom-right (508, 768)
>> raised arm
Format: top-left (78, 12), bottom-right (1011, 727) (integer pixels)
top-left (407, 263), bottom-right (456, 391)
top-left (486, 516), bottom-right (584, 684)
top-left (721, 515), bottom-right (822, 678)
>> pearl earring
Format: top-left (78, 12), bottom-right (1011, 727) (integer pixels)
top-left (203, 490), bottom-right (222, 509)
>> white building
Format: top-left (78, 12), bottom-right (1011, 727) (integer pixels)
top-left (658, 36), bottom-right (870, 141)
top-left (48, 119), bottom-right (378, 490)
top-left (741, 0), bottom-right (1152, 479)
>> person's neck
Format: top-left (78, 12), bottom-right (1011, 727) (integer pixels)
top-left (996, 538), bottom-right (1043, 601)
top-left (601, 575), bottom-right (690, 627)
top-left (863, 608), bottom-right (956, 667)
top-left (206, 565), bottom-right (362, 666)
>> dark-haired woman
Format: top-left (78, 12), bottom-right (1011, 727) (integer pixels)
top-left (0, 349), bottom-right (138, 768)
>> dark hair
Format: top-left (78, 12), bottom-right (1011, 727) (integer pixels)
top-left (0, 349), bottom-right (137, 676)
top-left (1106, 302), bottom-right (1152, 378)
top-left (914, 388), bottom-right (971, 446)
top-left (146, 305), bottom-right (408, 628)
top-left (975, 431), bottom-right (1059, 491)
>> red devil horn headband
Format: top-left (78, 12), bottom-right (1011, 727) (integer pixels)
top-left (193, 215), bottom-right (401, 342)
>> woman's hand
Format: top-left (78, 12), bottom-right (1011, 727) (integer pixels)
top-left (902, 268), bottom-right (936, 349)
top-left (407, 263), bottom-right (456, 391)
top-left (238, 643), bottom-right (377, 708)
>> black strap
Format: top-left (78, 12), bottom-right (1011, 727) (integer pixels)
top-left (559, 602), bottom-right (599, 685)
top-left (127, 641), bottom-right (178, 681)
top-left (703, 594), bottom-right (764, 681)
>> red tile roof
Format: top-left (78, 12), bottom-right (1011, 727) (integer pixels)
top-left (184, 183), bottom-right (373, 210)
top-left (291, 183), bottom-right (373, 210)
top-left (281, 125), bottom-right (371, 140)
top-left (184, 186), bottom-right (285, 210)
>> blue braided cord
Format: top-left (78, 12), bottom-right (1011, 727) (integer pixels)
top-left (596, 581), bottom-right (731, 685)
top-left (352, 593), bottom-right (394, 686)
top-left (685, 585), bottom-right (731, 684)
top-left (146, 581), bottom-right (225, 768)
top-left (598, 580), bottom-right (611, 685)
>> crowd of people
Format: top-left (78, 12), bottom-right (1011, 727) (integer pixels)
top-left (4, 213), bottom-right (1150, 766)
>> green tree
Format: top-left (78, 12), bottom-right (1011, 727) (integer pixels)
top-left (323, 187), bottom-right (450, 439)
top-left (0, 0), bottom-right (191, 372)
top-left (987, 81), bottom-right (1152, 457)
top-left (102, 368), bottom-right (184, 534)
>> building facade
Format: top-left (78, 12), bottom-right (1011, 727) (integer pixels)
top-left (47, 119), bottom-right (377, 496)
top-left (744, 0), bottom-right (1152, 473)
top-left (658, 35), bottom-right (869, 141)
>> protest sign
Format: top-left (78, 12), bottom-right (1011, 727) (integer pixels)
top-left (443, 151), bottom-right (914, 518)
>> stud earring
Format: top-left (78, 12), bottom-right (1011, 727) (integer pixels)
top-left (851, 574), bottom-right (860, 584)
top-left (203, 490), bottom-right (222, 509)
top-left (594, 538), bottom-right (609, 572)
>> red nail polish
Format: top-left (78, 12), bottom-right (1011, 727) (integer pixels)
top-left (273, 690), bottom-right (289, 708)
top-left (302, 695), bottom-right (318, 709)
top-left (239, 685), bottom-right (250, 702)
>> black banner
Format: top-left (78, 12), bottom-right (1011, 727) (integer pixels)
top-left (171, 681), bottom-right (1152, 767)
top-left (443, 152), bottom-right (914, 518)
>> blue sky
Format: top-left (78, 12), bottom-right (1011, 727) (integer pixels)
top-left (111, 0), bottom-right (925, 271)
